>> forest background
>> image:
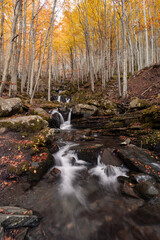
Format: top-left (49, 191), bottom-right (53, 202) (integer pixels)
top-left (0, 0), bottom-right (159, 102)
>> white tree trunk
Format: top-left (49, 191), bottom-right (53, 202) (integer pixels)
top-left (0, 0), bottom-right (21, 96)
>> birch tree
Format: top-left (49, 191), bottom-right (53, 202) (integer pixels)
top-left (0, 0), bottom-right (22, 96)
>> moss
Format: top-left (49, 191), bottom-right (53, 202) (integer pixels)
top-left (0, 116), bottom-right (47, 132)
top-left (8, 161), bottom-right (29, 176)
top-left (140, 105), bottom-right (160, 128)
top-left (140, 130), bottom-right (160, 151)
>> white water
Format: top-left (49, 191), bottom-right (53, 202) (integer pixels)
top-left (53, 143), bottom-right (128, 204)
top-left (53, 144), bottom-right (87, 206)
top-left (51, 109), bottom-right (64, 125)
top-left (89, 155), bottom-right (128, 190)
top-left (51, 108), bottom-right (72, 130)
top-left (60, 109), bottom-right (72, 130)
top-left (57, 95), bottom-right (61, 102)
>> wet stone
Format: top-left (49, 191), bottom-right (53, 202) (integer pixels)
top-left (101, 148), bottom-right (122, 167)
top-left (116, 145), bottom-right (160, 181)
top-left (49, 112), bottom-right (61, 128)
top-left (134, 181), bottom-right (159, 199)
top-left (130, 173), bottom-right (156, 184)
top-left (71, 144), bottom-right (104, 165)
top-left (121, 181), bottom-right (139, 199)
top-left (50, 167), bottom-right (61, 177)
top-left (0, 206), bottom-right (41, 230)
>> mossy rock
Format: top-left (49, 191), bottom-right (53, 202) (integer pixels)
top-left (31, 108), bottom-right (51, 121)
top-left (7, 161), bottom-right (29, 176)
top-left (0, 115), bottom-right (48, 132)
top-left (129, 97), bottom-right (148, 109)
top-left (0, 97), bottom-right (22, 117)
top-left (140, 130), bottom-right (160, 151)
top-left (140, 105), bottom-right (160, 128)
top-left (28, 151), bottom-right (53, 181)
top-left (59, 90), bottom-right (70, 96)
top-left (100, 100), bottom-right (117, 110)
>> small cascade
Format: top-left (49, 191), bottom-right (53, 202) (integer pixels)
top-left (89, 155), bottom-right (128, 190)
top-left (51, 108), bottom-right (72, 130)
top-left (53, 144), bottom-right (87, 206)
top-left (57, 95), bottom-right (61, 102)
top-left (51, 109), bottom-right (64, 125)
top-left (60, 109), bottom-right (72, 130)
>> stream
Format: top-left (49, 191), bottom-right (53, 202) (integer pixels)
top-left (2, 107), bottom-right (159, 239)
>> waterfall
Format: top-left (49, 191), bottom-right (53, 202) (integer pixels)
top-left (60, 109), bottom-right (72, 130)
top-left (51, 108), bottom-right (72, 129)
top-left (53, 143), bottom-right (87, 206)
top-left (89, 155), bottom-right (128, 191)
top-left (57, 95), bottom-right (61, 102)
top-left (51, 109), bottom-right (64, 125)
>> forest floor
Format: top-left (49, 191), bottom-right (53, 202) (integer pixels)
top-left (78, 64), bottom-right (160, 105)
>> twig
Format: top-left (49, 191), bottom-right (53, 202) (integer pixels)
top-left (141, 85), bottom-right (153, 96)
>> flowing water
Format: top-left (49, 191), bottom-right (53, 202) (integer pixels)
top-left (6, 110), bottom-right (150, 240)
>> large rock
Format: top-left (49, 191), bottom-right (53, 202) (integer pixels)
top-left (129, 97), bottom-right (148, 109)
top-left (101, 148), bottom-right (122, 167)
top-left (32, 108), bottom-right (50, 121)
top-left (140, 105), bottom-right (160, 128)
top-left (71, 144), bottom-right (104, 165)
top-left (0, 97), bottom-right (22, 117)
top-left (101, 100), bottom-right (118, 115)
top-left (0, 115), bottom-right (48, 132)
top-left (49, 112), bottom-right (61, 128)
top-left (72, 104), bottom-right (98, 118)
top-left (0, 206), bottom-right (41, 230)
top-left (116, 145), bottom-right (160, 181)
top-left (28, 151), bottom-right (53, 181)
top-left (134, 181), bottom-right (159, 199)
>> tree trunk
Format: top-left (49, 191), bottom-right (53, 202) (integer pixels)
top-left (113, 0), bottom-right (121, 96)
top-left (143, 0), bottom-right (149, 67)
top-left (31, 0), bottom-right (57, 103)
top-left (0, 0), bottom-right (21, 96)
top-left (21, 0), bottom-right (27, 92)
top-left (121, 0), bottom-right (127, 98)
top-left (0, 0), bottom-right (4, 75)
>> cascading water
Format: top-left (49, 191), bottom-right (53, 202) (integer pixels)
top-left (53, 143), bottom-right (87, 206)
top-left (89, 155), bottom-right (127, 191)
top-left (51, 108), bottom-right (72, 130)
top-left (57, 95), bottom-right (61, 102)
top-left (60, 109), bottom-right (72, 130)
top-left (53, 143), bottom-right (128, 203)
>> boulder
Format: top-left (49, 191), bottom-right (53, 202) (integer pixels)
top-left (28, 151), bottom-right (53, 181)
top-left (101, 100), bottom-right (118, 114)
top-left (134, 181), bottom-right (159, 199)
top-left (116, 145), bottom-right (160, 181)
top-left (121, 181), bottom-right (139, 198)
top-left (0, 206), bottom-right (41, 230)
top-left (130, 173), bottom-right (156, 184)
top-left (71, 144), bottom-right (103, 165)
top-left (32, 108), bottom-right (50, 121)
top-left (0, 97), bottom-right (22, 117)
top-left (101, 148), bottom-right (122, 167)
top-left (72, 104), bottom-right (98, 118)
top-left (58, 107), bottom-right (70, 121)
top-left (140, 105), bottom-right (160, 128)
top-left (49, 112), bottom-right (61, 128)
top-left (129, 97), bottom-right (148, 109)
top-left (0, 115), bottom-right (48, 132)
